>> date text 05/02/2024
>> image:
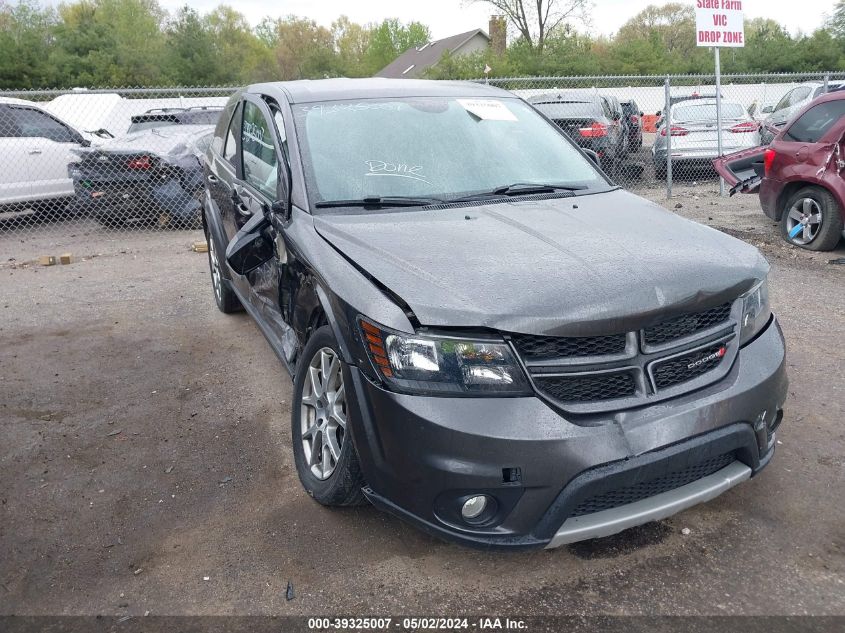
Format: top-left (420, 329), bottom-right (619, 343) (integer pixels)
top-left (306, 617), bottom-right (529, 630)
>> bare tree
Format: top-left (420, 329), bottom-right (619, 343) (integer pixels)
top-left (468, 0), bottom-right (591, 51)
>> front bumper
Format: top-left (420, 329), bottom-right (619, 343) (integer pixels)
top-left (346, 319), bottom-right (787, 550)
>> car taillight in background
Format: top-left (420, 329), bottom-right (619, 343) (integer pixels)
top-left (660, 126), bottom-right (689, 137)
top-left (578, 122), bottom-right (608, 138)
top-left (730, 122), bottom-right (759, 134)
top-left (127, 155), bottom-right (152, 170)
top-left (764, 149), bottom-right (776, 176)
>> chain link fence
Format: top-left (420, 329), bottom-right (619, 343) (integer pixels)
top-left (481, 72), bottom-right (845, 197)
top-left (0, 74), bottom-right (842, 247)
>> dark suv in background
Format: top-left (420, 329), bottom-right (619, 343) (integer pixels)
top-left (201, 79), bottom-right (786, 550)
top-left (127, 106), bottom-right (224, 134)
top-left (528, 91), bottom-right (626, 171)
top-left (621, 99), bottom-right (643, 151)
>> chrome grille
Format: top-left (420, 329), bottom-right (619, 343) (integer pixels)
top-left (510, 301), bottom-right (737, 411)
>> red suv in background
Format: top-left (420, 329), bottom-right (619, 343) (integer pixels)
top-left (714, 90), bottom-right (845, 251)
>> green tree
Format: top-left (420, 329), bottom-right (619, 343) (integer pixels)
top-left (262, 15), bottom-right (337, 80)
top-left (0, 0), bottom-right (56, 88)
top-left (365, 18), bottom-right (430, 72)
top-left (332, 15), bottom-right (373, 76)
top-left (165, 6), bottom-right (218, 85)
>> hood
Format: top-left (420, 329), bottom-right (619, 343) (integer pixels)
top-left (313, 189), bottom-right (768, 337)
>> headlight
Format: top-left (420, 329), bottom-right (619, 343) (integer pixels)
top-left (739, 278), bottom-right (771, 345)
top-left (359, 317), bottom-right (531, 396)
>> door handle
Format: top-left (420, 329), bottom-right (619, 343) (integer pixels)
top-left (28, 149), bottom-right (42, 155)
top-left (236, 203), bottom-right (251, 216)
top-left (207, 174), bottom-right (219, 183)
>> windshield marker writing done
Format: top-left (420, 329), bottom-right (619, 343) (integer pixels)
top-left (364, 160), bottom-right (430, 184)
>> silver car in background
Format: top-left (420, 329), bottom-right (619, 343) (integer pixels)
top-left (653, 99), bottom-right (761, 178)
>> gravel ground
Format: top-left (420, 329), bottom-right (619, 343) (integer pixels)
top-left (1, 187), bottom-right (843, 619)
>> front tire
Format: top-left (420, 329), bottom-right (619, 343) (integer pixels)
top-left (206, 228), bottom-right (242, 313)
top-left (292, 326), bottom-right (367, 507)
top-left (781, 186), bottom-right (844, 251)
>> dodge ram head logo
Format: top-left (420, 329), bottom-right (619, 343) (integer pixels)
top-left (688, 346), bottom-right (727, 370)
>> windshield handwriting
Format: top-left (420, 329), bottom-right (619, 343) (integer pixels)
top-left (364, 160), bottom-right (429, 184)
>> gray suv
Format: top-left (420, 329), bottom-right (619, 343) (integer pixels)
top-left (201, 79), bottom-right (787, 549)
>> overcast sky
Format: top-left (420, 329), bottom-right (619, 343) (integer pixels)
top-left (153, 0), bottom-right (834, 39)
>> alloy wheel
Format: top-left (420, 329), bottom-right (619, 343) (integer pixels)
top-left (786, 197), bottom-right (823, 245)
top-left (208, 236), bottom-right (222, 302)
top-left (300, 347), bottom-right (347, 480)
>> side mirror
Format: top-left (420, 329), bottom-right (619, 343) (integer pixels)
top-left (583, 149), bottom-right (600, 166)
top-left (226, 212), bottom-right (274, 276)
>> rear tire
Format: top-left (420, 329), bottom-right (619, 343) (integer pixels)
top-left (780, 186), bottom-right (844, 251)
top-left (291, 326), bottom-right (367, 507)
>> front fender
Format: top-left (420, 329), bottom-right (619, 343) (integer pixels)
top-left (202, 191), bottom-right (234, 281)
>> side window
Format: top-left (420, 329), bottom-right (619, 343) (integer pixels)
top-left (600, 98), bottom-right (612, 120)
top-left (12, 107), bottom-right (75, 143)
top-left (241, 101), bottom-right (279, 200)
top-left (0, 105), bottom-right (18, 137)
top-left (774, 89), bottom-right (793, 112)
top-left (223, 103), bottom-right (242, 163)
top-left (790, 87), bottom-right (811, 106)
top-left (784, 100), bottom-right (845, 143)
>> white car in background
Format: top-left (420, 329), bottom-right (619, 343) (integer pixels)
top-left (761, 81), bottom-right (845, 142)
top-left (652, 99), bottom-right (761, 178)
top-left (0, 97), bottom-right (108, 221)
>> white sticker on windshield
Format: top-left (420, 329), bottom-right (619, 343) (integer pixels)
top-left (457, 99), bottom-right (518, 121)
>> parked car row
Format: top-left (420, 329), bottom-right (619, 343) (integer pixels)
top-left (0, 98), bottom-right (223, 227)
top-left (527, 91), bottom-right (642, 172)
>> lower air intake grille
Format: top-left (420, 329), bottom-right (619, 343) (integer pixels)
top-left (569, 452), bottom-right (736, 518)
top-left (652, 342), bottom-right (728, 390)
top-left (533, 372), bottom-right (635, 403)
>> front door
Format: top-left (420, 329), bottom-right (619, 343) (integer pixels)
top-left (237, 95), bottom-right (293, 350)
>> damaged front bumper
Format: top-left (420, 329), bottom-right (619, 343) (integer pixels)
top-left (346, 318), bottom-right (787, 550)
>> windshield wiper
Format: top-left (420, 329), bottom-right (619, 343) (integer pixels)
top-left (451, 182), bottom-right (587, 202)
top-left (314, 195), bottom-right (445, 209)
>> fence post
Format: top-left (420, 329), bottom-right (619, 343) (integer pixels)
top-left (824, 73), bottom-right (830, 92)
top-left (665, 75), bottom-right (672, 200)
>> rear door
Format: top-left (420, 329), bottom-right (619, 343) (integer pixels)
top-left (778, 99), bottom-right (845, 177)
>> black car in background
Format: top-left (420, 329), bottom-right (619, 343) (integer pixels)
top-left (127, 106), bottom-right (224, 134)
top-left (621, 99), bottom-right (644, 150)
top-left (528, 91), bottom-right (626, 171)
top-left (69, 125), bottom-right (213, 228)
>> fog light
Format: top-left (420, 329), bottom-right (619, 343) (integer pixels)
top-left (461, 495), bottom-right (488, 521)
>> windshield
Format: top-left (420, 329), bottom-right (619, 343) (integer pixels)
top-left (293, 97), bottom-right (608, 208)
top-left (672, 103), bottom-right (745, 121)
